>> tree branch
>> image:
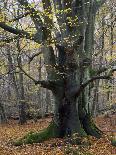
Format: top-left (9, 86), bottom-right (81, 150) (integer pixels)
top-left (74, 68), bottom-right (116, 97)
top-left (94, 61), bottom-right (116, 75)
top-left (17, 61), bottom-right (56, 89)
top-left (28, 51), bottom-right (42, 63)
top-left (17, 0), bottom-right (43, 30)
top-left (75, 76), bottom-right (110, 97)
top-left (17, 55), bottom-right (57, 90)
top-left (0, 22), bottom-right (41, 43)
top-left (9, 11), bottom-right (31, 22)
top-left (0, 22), bottom-right (31, 38)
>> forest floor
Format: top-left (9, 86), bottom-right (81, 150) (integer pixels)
top-left (0, 115), bottom-right (115, 155)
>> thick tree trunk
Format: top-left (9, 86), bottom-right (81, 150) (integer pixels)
top-left (51, 76), bottom-right (102, 138)
top-left (57, 96), bottom-right (86, 137)
top-left (51, 91), bottom-right (102, 138)
top-left (34, 0), bottom-right (103, 140)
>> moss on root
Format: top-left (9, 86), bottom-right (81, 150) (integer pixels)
top-left (82, 115), bottom-right (102, 138)
top-left (111, 139), bottom-right (116, 147)
top-left (14, 122), bottom-right (59, 146)
top-left (13, 115), bottom-right (102, 146)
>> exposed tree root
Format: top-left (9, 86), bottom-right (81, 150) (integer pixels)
top-left (14, 122), bottom-right (59, 146)
top-left (14, 115), bottom-right (102, 146)
top-left (82, 114), bottom-right (102, 138)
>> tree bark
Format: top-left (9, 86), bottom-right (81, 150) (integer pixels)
top-left (18, 56), bottom-right (27, 124)
top-left (51, 79), bottom-right (102, 138)
top-left (0, 99), bottom-right (7, 124)
top-left (17, 41), bottom-right (27, 124)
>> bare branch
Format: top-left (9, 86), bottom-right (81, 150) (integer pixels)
top-left (17, 62), bottom-right (55, 89)
top-left (94, 61), bottom-right (116, 75)
top-left (74, 68), bottom-right (116, 97)
top-left (17, 56), bottom-right (57, 90)
top-left (9, 11), bottom-right (31, 22)
top-left (17, 62), bottom-right (37, 83)
top-left (75, 76), bottom-right (110, 97)
top-left (28, 51), bottom-right (42, 63)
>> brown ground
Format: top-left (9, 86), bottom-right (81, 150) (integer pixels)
top-left (0, 115), bottom-right (115, 155)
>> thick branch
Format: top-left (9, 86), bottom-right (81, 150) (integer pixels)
top-left (74, 69), bottom-right (115, 97)
top-left (17, 57), bottom-right (57, 90)
top-left (0, 22), bottom-right (27, 36)
top-left (94, 61), bottom-right (116, 75)
top-left (0, 22), bottom-right (41, 43)
top-left (0, 22), bottom-right (31, 38)
top-left (18, 63), bottom-right (56, 89)
top-left (75, 76), bottom-right (110, 97)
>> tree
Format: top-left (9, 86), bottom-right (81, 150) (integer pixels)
top-left (6, 43), bottom-right (27, 124)
top-left (0, 0), bottom-right (115, 140)
top-left (0, 98), bottom-right (7, 124)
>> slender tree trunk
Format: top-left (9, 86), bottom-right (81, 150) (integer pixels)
top-left (17, 40), bottom-right (27, 124)
top-left (7, 45), bottom-right (27, 124)
top-left (0, 99), bottom-right (7, 124)
top-left (18, 56), bottom-right (27, 124)
top-left (7, 46), bottom-right (21, 120)
top-left (37, 57), bottom-right (43, 117)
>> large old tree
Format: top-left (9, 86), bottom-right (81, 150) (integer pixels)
top-left (0, 0), bottom-right (114, 140)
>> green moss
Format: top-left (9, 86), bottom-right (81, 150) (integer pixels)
top-left (14, 122), bottom-right (59, 146)
top-left (13, 139), bottom-right (23, 146)
top-left (111, 139), bottom-right (116, 147)
top-left (89, 68), bottom-right (96, 76)
top-left (82, 115), bottom-right (102, 138)
top-left (79, 127), bottom-right (87, 137)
